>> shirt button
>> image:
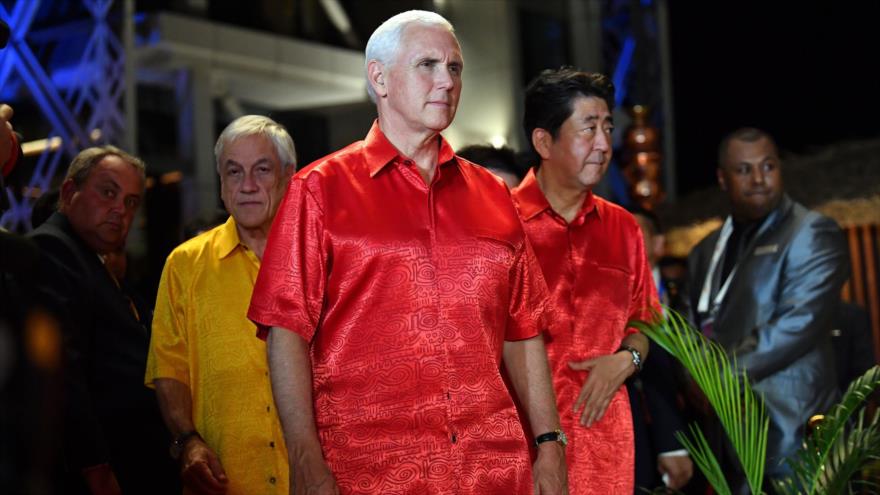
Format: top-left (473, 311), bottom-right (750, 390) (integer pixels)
top-left (451, 434), bottom-right (457, 444)
top-left (269, 477), bottom-right (276, 484)
top-left (266, 405), bottom-right (271, 412)
top-left (269, 441), bottom-right (275, 448)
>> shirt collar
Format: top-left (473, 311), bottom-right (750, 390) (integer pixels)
top-left (577, 189), bottom-right (599, 224)
top-left (513, 168), bottom-right (552, 221)
top-left (214, 215), bottom-right (241, 260)
top-left (514, 168), bottom-right (601, 224)
top-left (363, 120), bottom-right (457, 178)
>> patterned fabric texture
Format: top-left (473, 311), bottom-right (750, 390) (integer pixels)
top-left (249, 122), bottom-right (550, 494)
top-left (513, 169), bottom-right (659, 494)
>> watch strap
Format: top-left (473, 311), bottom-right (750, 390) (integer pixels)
top-left (618, 344), bottom-right (643, 372)
top-left (534, 428), bottom-right (567, 447)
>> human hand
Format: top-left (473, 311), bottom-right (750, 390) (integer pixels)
top-left (568, 351), bottom-right (634, 426)
top-left (181, 439), bottom-right (229, 494)
top-left (658, 454), bottom-right (693, 490)
top-left (291, 450), bottom-right (338, 495)
top-left (0, 104), bottom-right (14, 166)
top-left (81, 463), bottom-right (122, 495)
top-left (532, 442), bottom-right (568, 495)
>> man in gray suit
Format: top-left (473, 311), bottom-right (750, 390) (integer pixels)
top-left (687, 128), bottom-right (849, 484)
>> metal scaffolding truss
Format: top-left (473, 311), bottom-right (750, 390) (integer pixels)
top-left (1, 0), bottom-right (125, 231)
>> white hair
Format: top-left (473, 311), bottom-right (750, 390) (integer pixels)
top-left (364, 10), bottom-right (455, 102)
top-left (214, 115), bottom-right (297, 173)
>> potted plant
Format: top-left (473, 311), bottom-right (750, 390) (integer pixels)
top-left (632, 309), bottom-right (880, 494)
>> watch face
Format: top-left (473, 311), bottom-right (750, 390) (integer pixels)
top-left (557, 429), bottom-right (569, 447)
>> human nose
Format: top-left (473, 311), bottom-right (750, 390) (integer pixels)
top-left (750, 166), bottom-right (766, 185)
top-left (109, 195), bottom-right (126, 214)
top-left (241, 170), bottom-right (259, 192)
top-left (435, 65), bottom-right (455, 91)
top-left (594, 128), bottom-right (611, 152)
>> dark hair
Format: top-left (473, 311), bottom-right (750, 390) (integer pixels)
top-left (64, 146), bottom-right (146, 187)
top-left (628, 206), bottom-right (663, 235)
top-left (717, 127), bottom-right (778, 167)
top-left (523, 67), bottom-right (615, 162)
top-left (457, 144), bottom-right (524, 180)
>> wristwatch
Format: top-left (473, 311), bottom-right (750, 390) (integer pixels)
top-left (534, 428), bottom-right (568, 448)
top-left (618, 344), bottom-right (643, 372)
top-left (169, 430), bottom-right (202, 460)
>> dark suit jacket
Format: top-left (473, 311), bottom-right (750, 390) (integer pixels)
top-left (831, 302), bottom-right (877, 392)
top-left (687, 195), bottom-right (849, 477)
top-left (629, 341), bottom-right (688, 491)
top-left (29, 212), bottom-right (177, 493)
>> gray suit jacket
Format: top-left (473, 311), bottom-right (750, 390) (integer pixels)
top-left (688, 195), bottom-right (849, 477)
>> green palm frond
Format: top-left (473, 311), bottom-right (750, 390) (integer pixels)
top-left (675, 424), bottom-right (733, 495)
top-left (773, 365), bottom-right (880, 495)
top-left (631, 309), bottom-right (769, 495)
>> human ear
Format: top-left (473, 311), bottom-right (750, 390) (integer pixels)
top-left (531, 128), bottom-right (553, 161)
top-left (59, 178), bottom-right (77, 211)
top-left (367, 60), bottom-right (387, 98)
top-left (716, 167), bottom-right (727, 191)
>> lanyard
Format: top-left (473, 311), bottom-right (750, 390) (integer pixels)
top-left (697, 216), bottom-right (736, 315)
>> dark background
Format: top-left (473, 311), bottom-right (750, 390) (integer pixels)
top-left (668, 1), bottom-right (880, 196)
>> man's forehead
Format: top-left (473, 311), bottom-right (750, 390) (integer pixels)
top-left (222, 136), bottom-right (281, 164)
top-left (398, 24), bottom-right (462, 59)
top-left (574, 96), bottom-right (610, 114)
top-left (726, 137), bottom-right (779, 162)
top-left (563, 98), bottom-right (610, 127)
top-left (90, 157), bottom-right (141, 182)
top-left (83, 168), bottom-right (144, 200)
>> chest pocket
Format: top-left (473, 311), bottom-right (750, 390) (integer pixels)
top-left (462, 228), bottom-right (518, 266)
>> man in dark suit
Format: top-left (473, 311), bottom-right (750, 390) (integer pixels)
top-left (29, 146), bottom-right (178, 494)
top-left (687, 128), bottom-right (849, 486)
top-left (629, 209), bottom-right (693, 492)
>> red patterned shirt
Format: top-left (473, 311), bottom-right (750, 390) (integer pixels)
top-left (512, 169), bottom-right (659, 493)
top-left (248, 122), bottom-right (550, 494)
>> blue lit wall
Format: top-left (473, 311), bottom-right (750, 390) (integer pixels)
top-left (1, 0), bottom-right (125, 231)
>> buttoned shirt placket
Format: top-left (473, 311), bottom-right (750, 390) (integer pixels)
top-left (397, 157), bottom-right (463, 490)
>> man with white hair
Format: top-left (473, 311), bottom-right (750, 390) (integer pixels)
top-left (146, 115), bottom-right (295, 494)
top-left (248, 10), bottom-right (568, 495)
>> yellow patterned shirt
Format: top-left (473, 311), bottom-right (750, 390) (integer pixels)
top-left (146, 217), bottom-right (289, 494)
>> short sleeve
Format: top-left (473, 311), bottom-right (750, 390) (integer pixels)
top-left (145, 252), bottom-right (192, 387)
top-left (627, 225), bottom-right (661, 334)
top-left (248, 176), bottom-right (326, 342)
top-left (505, 233), bottom-right (551, 341)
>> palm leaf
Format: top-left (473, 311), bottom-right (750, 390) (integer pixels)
top-left (631, 309), bottom-right (769, 494)
top-left (675, 424), bottom-right (733, 495)
top-left (773, 365), bottom-right (880, 495)
top-left (774, 408), bottom-right (880, 495)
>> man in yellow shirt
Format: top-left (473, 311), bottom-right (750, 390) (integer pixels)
top-left (146, 115), bottom-right (295, 494)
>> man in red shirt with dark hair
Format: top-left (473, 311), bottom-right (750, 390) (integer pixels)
top-left (514, 67), bottom-right (656, 493)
